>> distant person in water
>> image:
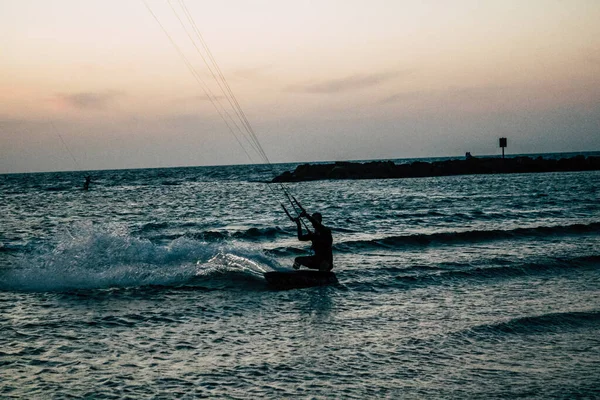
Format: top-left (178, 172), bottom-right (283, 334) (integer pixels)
top-left (83, 176), bottom-right (91, 191)
top-left (293, 211), bottom-right (333, 271)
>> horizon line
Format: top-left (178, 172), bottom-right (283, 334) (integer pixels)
top-left (2, 150), bottom-right (599, 176)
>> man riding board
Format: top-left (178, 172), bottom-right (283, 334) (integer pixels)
top-left (293, 211), bottom-right (333, 271)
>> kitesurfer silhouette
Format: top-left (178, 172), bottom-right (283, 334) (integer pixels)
top-left (293, 211), bottom-right (333, 271)
top-left (83, 176), bottom-right (91, 191)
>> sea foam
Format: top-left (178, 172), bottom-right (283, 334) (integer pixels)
top-left (0, 222), bottom-right (277, 292)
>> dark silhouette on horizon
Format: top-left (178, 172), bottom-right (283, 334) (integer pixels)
top-left (83, 176), bottom-right (91, 190)
top-left (272, 155), bottom-right (600, 183)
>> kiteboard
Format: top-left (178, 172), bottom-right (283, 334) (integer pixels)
top-left (264, 270), bottom-right (338, 289)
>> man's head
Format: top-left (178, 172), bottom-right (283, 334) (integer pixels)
top-left (311, 212), bottom-right (322, 224)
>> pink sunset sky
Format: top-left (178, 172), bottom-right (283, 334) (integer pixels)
top-left (1, 0), bottom-right (599, 173)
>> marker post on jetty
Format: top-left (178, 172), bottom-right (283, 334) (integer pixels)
top-left (499, 137), bottom-right (507, 159)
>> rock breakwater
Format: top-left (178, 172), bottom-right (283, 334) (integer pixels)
top-left (272, 155), bottom-right (600, 182)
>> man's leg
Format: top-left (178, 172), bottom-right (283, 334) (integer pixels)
top-left (318, 260), bottom-right (332, 272)
top-left (293, 256), bottom-right (318, 270)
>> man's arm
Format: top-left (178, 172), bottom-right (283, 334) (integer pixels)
top-left (296, 218), bottom-right (312, 241)
top-left (304, 213), bottom-right (326, 233)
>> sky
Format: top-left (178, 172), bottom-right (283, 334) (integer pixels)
top-left (1, 0), bottom-right (599, 173)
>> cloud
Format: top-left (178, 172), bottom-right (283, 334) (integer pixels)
top-left (379, 91), bottom-right (425, 105)
top-left (57, 90), bottom-right (124, 110)
top-left (288, 70), bottom-right (408, 94)
top-left (378, 86), bottom-right (514, 105)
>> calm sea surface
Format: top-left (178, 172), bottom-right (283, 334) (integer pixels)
top-left (1, 155), bottom-right (599, 398)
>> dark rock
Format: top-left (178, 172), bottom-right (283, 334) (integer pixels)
top-left (271, 155), bottom-right (600, 183)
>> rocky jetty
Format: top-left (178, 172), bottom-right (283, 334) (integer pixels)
top-left (272, 155), bottom-right (600, 183)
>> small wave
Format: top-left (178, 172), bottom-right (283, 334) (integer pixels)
top-left (186, 231), bottom-right (228, 241)
top-left (186, 227), bottom-right (288, 242)
top-left (264, 246), bottom-right (308, 257)
top-left (137, 222), bottom-right (170, 232)
top-left (331, 227), bottom-right (358, 233)
top-left (388, 265), bottom-right (445, 274)
top-left (335, 222), bottom-right (600, 251)
top-left (138, 225), bottom-right (290, 243)
top-left (394, 255), bottom-right (600, 285)
top-left (0, 243), bottom-right (24, 254)
top-left (43, 186), bottom-right (72, 192)
top-left (466, 311), bottom-right (600, 336)
top-left (341, 255), bottom-right (599, 292)
top-left (232, 227), bottom-right (286, 240)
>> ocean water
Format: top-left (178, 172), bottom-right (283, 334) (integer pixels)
top-left (1, 156), bottom-right (599, 399)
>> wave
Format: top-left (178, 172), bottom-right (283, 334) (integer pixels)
top-left (339, 255), bottom-right (600, 292)
top-left (135, 223), bottom-right (356, 243)
top-left (160, 227), bottom-right (290, 242)
top-left (137, 222), bottom-right (170, 232)
top-left (335, 222), bottom-right (600, 251)
top-left (43, 186), bottom-right (72, 192)
top-left (393, 255), bottom-right (600, 285)
top-left (388, 264), bottom-right (446, 274)
top-left (0, 224), bottom-right (278, 293)
top-left (0, 244), bottom-right (24, 254)
top-left (264, 246), bottom-right (311, 257)
top-left (232, 227), bottom-right (287, 240)
top-left (466, 311), bottom-right (600, 336)
top-left (6, 312), bottom-right (194, 332)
